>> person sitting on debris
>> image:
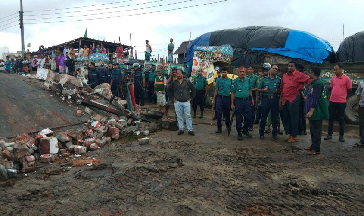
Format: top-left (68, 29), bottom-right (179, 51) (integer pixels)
top-left (168, 69), bottom-right (196, 136)
top-left (87, 62), bottom-right (100, 88)
top-left (155, 67), bottom-right (167, 111)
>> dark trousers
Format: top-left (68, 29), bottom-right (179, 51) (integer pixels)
top-left (359, 107), bottom-right (364, 137)
top-left (148, 81), bottom-right (156, 103)
top-left (247, 96), bottom-right (255, 128)
top-left (234, 98), bottom-right (252, 132)
top-left (283, 94), bottom-right (300, 137)
top-left (259, 97), bottom-right (279, 136)
top-left (216, 96), bottom-right (231, 129)
top-left (193, 90), bottom-right (205, 114)
top-left (298, 96), bottom-right (307, 133)
top-left (328, 102), bottom-right (346, 136)
top-left (310, 120), bottom-right (322, 152)
top-left (134, 82), bottom-right (145, 106)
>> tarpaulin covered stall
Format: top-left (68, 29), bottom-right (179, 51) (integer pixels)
top-left (337, 31), bottom-right (364, 62)
top-left (184, 26), bottom-right (334, 69)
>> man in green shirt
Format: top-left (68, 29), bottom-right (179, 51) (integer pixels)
top-left (193, 69), bottom-right (208, 118)
top-left (212, 67), bottom-right (233, 134)
top-left (258, 64), bottom-right (281, 140)
top-left (231, 67), bottom-right (254, 140)
top-left (247, 66), bottom-right (259, 131)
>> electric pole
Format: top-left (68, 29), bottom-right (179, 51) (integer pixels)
top-left (19, 0), bottom-right (25, 59)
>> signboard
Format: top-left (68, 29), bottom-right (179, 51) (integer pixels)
top-left (36, 68), bottom-right (50, 80)
top-left (191, 44), bottom-right (233, 84)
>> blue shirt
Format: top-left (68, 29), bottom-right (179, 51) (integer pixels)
top-left (98, 68), bottom-right (108, 84)
top-left (258, 76), bottom-right (281, 97)
top-left (111, 69), bottom-right (122, 85)
top-left (215, 77), bottom-right (232, 96)
top-left (133, 69), bottom-right (145, 83)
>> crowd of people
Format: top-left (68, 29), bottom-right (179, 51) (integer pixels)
top-left (2, 40), bottom-right (362, 155)
top-left (165, 62), bottom-right (359, 156)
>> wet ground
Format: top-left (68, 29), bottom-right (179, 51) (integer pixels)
top-left (0, 107), bottom-right (363, 215)
top-left (0, 73), bottom-right (89, 138)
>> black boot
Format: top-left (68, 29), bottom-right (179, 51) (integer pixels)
top-left (237, 131), bottom-right (243, 140)
top-left (243, 129), bottom-right (252, 138)
top-left (193, 112), bottom-right (196, 118)
top-left (216, 127), bottom-right (222, 133)
top-left (199, 112), bottom-right (203, 119)
top-left (227, 125), bottom-right (231, 136)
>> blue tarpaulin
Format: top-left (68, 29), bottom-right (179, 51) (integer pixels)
top-left (184, 27), bottom-right (333, 66)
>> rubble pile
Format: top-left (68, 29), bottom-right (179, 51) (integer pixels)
top-left (0, 73), bottom-right (178, 181)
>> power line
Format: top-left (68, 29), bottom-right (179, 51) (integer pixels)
top-left (23, 0), bottom-right (227, 24)
top-left (23, 0), bottom-right (182, 18)
top-left (0, 19), bottom-right (19, 29)
top-left (24, 0), bottom-right (163, 14)
top-left (0, 24), bottom-right (18, 32)
top-left (0, 12), bottom-right (18, 20)
top-left (0, 15), bottom-right (18, 25)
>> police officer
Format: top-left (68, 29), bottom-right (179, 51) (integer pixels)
top-left (258, 64), bottom-right (281, 140)
top-left (212, 67), bottom-right (232, 134)
top-left (110, 63), bottom-right (122, 96)
top-left (87, 62), bottom-right (99, 88)
top-left (231, 67), bottom-right (254, 140)
top-left (132, 63), bottom-right (146, 106)
top-left (106, 62), bottom-right (113, 84)
top-left (147, 64), bottom-right (157, 103)
top-left (98, 63), bottom-right (108, 84)
top-left (247, 65), bottom-right (259, 131)
top-left (193, 68), bottom-right (208, 118)
top-left (255, 63), bottom-right (271, 124)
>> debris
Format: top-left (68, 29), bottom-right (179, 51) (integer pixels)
top-left (139, 137), bottom-right (150, 145)
top-left (56, 132), bottom-right (70, 143)
top-left (38, 128), bottom-right (53, 137)
top-left (71, 158), bottom-right (100, 167)
top-left (0, 164), bottom-right (8, 181)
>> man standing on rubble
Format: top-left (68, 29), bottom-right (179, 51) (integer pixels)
top-left (132, 63), bottom-right (146, 107)
top-left (145, 40), bottom-right (152, 61)
top-left (281, 61), bottom-right (311, 143)
top-left (98, 63), bottom-right (108, 84)
top-left (168, 69), bottom-right (196, 136)
top-left (87, 62), bottom-right (100, 88)
top-left (167, 38), bottom-right (174, 63)
top-left (110, 63), bottom-right (122, 96)
top-left (147, 64), bottom-right (157, 103)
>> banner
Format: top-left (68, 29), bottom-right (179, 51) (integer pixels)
top-left (36, 68), bottom-right (50, 80)
top-left (191, 44), bottom-right (233, 84)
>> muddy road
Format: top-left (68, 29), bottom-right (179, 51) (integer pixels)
top-left (1, 110), bottom-right (364, 215)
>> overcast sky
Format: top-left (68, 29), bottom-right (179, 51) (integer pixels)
top-left (0, 0), bottom-right (363, 59)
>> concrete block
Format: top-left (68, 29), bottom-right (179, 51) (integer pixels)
top-left (75, 146), bottom-right (87, 154)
